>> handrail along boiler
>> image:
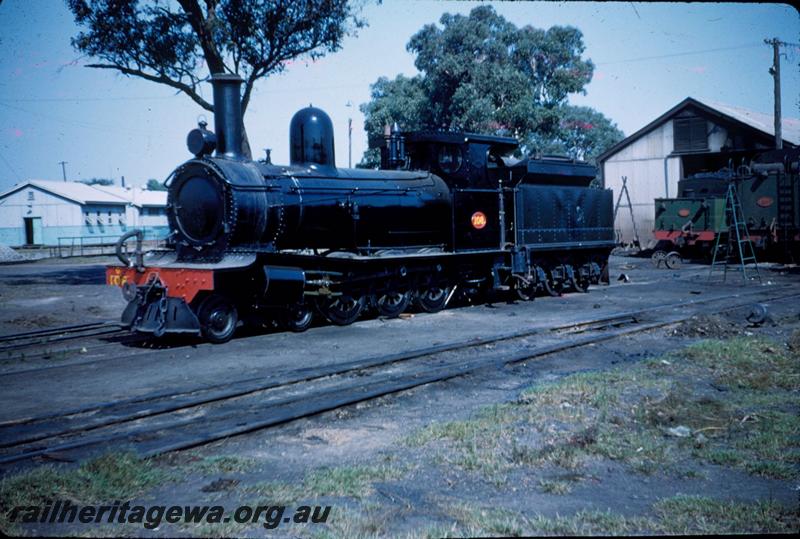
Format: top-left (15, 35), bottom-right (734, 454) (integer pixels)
top-left (107, 75), bottom-right (615, 342)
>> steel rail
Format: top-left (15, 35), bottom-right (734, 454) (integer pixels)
top-left (0, 266), bottom-right (756, 377)
top-left (0, 288), bottom-right (796, 466)
top-left (0, 312), bottom-right (639, 443)
top-left (0, 325), bottom-right (124, 354)
top-left (0, 322), bottom-right (116, 343)
top-left (0, 283), bottom-right (782, 435)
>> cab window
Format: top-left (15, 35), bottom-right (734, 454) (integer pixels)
top-left (437, 144), bottom-right (463, 174)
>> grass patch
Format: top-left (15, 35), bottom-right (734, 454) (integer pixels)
top-left (444, 502), bottom-right (648, 536)
top-left (537, 478), bottom-right (572, 495)
top-left (0, 452), bottom-right (172, 534)
top-left (181, 519), bottom-right (252, 538)
top-left (528, 509), bottom-right (647, 535)
top-left (681, 337), bottom-right (799, 390)
top-left (310, 505), bottom-right (391, 539)
top-left (405, 335), bottom-right (800, 482)
top-left (247, 463), bottom-right (407, 507)
top-left (652, 495), bottom-right (798, 534)
top-left (248, 481), bottom-right (307, 505)
top-left (305, 464), bottom-right (402, 498)
top-left (0, 452), bottom-right (169, 507)
top-left (405, 403), bottom-right (515, 447)
top-left (190, 455), bottom-right (256, 474)
top-left (444, 504), bottom-right (530, 537)
top-left (441, 495), bottom-right (798, 537)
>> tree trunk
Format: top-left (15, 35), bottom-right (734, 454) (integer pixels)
top-left (241, 122), bottom-right (252, 160)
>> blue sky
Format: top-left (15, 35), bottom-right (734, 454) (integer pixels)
top-left (0, 1), bottom-right (798, 191)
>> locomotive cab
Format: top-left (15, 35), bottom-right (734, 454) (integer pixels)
top-left (404, 132), bottom-right (518, 189)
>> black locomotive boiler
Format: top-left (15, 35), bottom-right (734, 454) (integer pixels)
top-left (107, 74), bottom-right (615, 342)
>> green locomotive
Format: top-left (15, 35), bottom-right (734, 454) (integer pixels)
top-left (653, 148), bottom-right (800, 263)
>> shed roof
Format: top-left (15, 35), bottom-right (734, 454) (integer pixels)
top-left (94, 186), bottom-right (167, 207)
top-left (693, 97), bottom-right (800, 145)
top-left (597, 97), bottom-right (799, 163)
top-left (0, 180), bottom-right (168, 207)
top-left (0, 180), bottom-right (130, 205)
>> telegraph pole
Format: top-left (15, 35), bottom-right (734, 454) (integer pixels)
top-left (58, 161), bottom-right (68, 182)
top-left (765, 37), bottom-right (784, 149)
top-left (346, 101), bottom-right (353, 168)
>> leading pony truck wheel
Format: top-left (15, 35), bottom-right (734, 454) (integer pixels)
top-left (198, 295), bottom-right (238, 343)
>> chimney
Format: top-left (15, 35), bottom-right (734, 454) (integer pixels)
top-left (211, 74), bottom-right (244, 159)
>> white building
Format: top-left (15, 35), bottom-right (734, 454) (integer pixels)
top-left (0, 180), bottom-right (168, 246)
top-left (598, 97), bottom-right (800, 243)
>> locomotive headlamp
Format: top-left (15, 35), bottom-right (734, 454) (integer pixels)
top-left (471, 211), bottom-right (487, 230)
top-left (187, 120), bottom-right (217, 157)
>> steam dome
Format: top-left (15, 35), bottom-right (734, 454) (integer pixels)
top-left (289, 107), bottom-right (335, 169)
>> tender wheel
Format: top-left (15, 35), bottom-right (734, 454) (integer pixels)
top-left (284, 305), bottom-right (313, 332)
top-left (665, 251), bottom-right (682, 269)
top-left (543, 268), bottom-right (562, 297)
top-left (513, 276), bottom-right (536, 301)
top-left (318, 294), bottom-right (365, 326)
top-left (198, 295), bottom-right (238, 344)
top-left (416, 286), bottom-right (449, 313)
top-left (571, 274), bottom-right (588, 293)
top-left (376, 290), bottom-right (412, 318)
top-left (651, 250), bottom-right (667, 268)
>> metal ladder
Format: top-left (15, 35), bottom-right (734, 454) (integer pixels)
top-left (709, 180), bottom-right (761, 283)
top-left (613, 176), bottom-right (641, 248)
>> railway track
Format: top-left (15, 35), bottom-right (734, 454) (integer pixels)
top-left (0, 286), bottom-right (795, 470)
top-left (0, 321), bottom-right (129, 357)
top-left (0, 264), bottom-right (748, 376)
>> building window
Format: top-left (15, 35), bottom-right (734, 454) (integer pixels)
top-left (27, 191), bottom-right (34, 200)
top-left (674, 117), bottom-right (708, 152)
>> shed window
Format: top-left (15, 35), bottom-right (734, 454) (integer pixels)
top-left (674, 117), bottom-right (708, 152)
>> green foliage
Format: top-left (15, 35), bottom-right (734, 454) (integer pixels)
top-left (67, 0), bottom-right (367, 114)
top-left (360, 6), bottom-right (623, 165)
top-left (0, 452), bottom-right (171, 531)
top-left (79, 177), bottom-right (114, 186)
top-left (530, 105), bottom-right (626, 163)
top-left (145, 178), bottom-right (167, 191)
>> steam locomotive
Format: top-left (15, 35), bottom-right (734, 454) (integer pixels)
top-left (107, 74), bottom-right (615, 342)
top-left (653, 147), bottom-right (800, 264)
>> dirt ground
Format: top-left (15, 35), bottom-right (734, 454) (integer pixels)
top-left (0, 255), bottom-right (799, 537)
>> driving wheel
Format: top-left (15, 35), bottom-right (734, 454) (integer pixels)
top-left (416, 286), bottom-right (449, 313)
top-left (318, 294), bottom-right (365, 326)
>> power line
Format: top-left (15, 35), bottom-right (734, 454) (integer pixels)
top-left (0, 96), bottom-right (175, 103)
top-left (596, 43), bottom-right (763, 65)
top-left (0, 101), bottom-right (154, 137)
top-left (0, 150), bottom-right (22, 182)
top-left (0, 82), bottom-right (373, 104)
